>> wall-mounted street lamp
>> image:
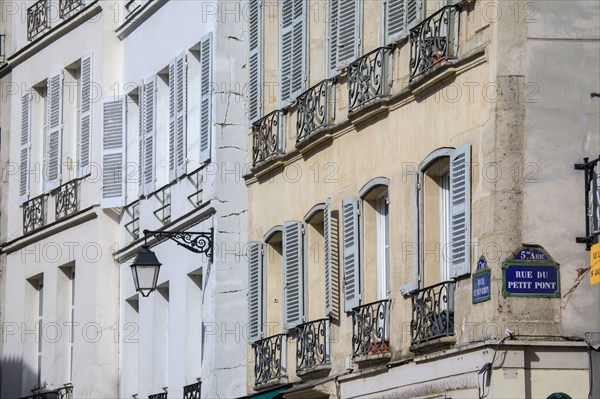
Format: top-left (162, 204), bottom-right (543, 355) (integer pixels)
top-left (131, 228), bottom-right (213, 297)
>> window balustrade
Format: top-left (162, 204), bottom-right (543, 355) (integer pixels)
top-left (253, 333), bottom-right (287, 386)
top-left (252, 110), bottom-right (285, 166)
top-left (348, 47), bottom-right (393, 113)
top-left (295, 318), bottom-right (330, 373)
top-left (410, 281), bottom-right (455, 345)
top-left (351, 299), bottom-right (391, 357)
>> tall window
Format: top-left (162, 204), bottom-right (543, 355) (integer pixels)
top-left (37, 278), bottom-right (43, 387)
top-left (264, 228), bottom-right (283, 335)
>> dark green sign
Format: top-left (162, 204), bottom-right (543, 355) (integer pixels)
top-left (546, 393), bottom-right (572, 399)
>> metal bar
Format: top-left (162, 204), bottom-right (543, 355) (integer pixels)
top-left (143, 228), bottom-right (214, 262)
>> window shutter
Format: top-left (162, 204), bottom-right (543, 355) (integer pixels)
top-left (46, 71), bottom-right (63, 191)
top-left (386, 0), bottom-right (405, 42)
top-left (337, 0), bottom-right (360, 67)
top-left (19, 92), bottom-right (32, 204)
top-left (101, 97), bottom-right (126, 208)
top-left (169, 59), bottom-right (176, 181)
top-left (78, 53), bottom-right (92, 177)
top-left (137, 84), bottom-right (144, 196)
top-left (401, 173), bottom-right (419, 294)
top-left (342, 198), bottom-right (360, 312)
top-left (283, 220), bottom-right (304, 328)
top-left (449, 144), bottom-right (471, 278)
top-left (328, 0), bottom-right (339, 76)
top-left (143, 76), bottom-right (156, 194)
top-left (406, 0), bottom-right (421, 28)
top-left (175, 53), bottom-right (187, 176)
top-left (280, 0), bottom-right (293, 103)
top-left (248, 241), bottom-right (263, 343)
top-left (249, 0), bottom-right (263, 121)
top-left (199, 33), bottom-right (213, 163)
top-left (290, 0), bottom-right (307, 99)
top-left (324, 198), bottom-right (335, 317)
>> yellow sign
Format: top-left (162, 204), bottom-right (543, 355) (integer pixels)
top-left (591, 243), bottom-right (600, 285)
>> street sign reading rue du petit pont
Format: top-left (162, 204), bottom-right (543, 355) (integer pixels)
top-left (502, 246), bottom-right (560, 298)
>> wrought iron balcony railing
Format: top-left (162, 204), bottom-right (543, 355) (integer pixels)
top-left (253, 333), bottom-right (287, 386)
top-left (53, 178), bottom-right (80, 221)
top-left (252, 110), bottom-right (285, 166)
top-left (148, 392), bottom-right (167, 399)
top-left (59, 0), bottom-right (83, 19)
top-left (410, 281), bottom-right (455, 345)
top-left (409, 5), bottom-right (460, 80)
top-left (22, 194), bottom-right (47, 234)
top-left (348, 47), bottom-right (393, 113)
top-left (27, 0), bottom-right (49, 41)
top-left (296, 318), bottom-right (330, 373)
top-left (351, 299), bottom-right (391, 357)
top-left (296, 79), bottom-right (335, 143)
top-left (21, 385), bottom-right (73, 399)
top-left (183, 382), bottom-right (201, 399)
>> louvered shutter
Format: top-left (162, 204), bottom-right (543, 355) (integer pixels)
top-left (137, 84), bottom-right (144, 196)
top-left (401, 173), bottom-right (419, 294)
top-left (283, 221), bottom-right (303, 328)
top-left (280, 0), bottom-right (293, 103)
top-left (78, 53), bottom-right (92, 177)
top-left (291, 0), bottom-right (307, 99)
top-left (328, 0), bottom-right (339, 76)
top-left (324, 198), bottom-right (335, 316)
top-left (169, 59), bottom-right (176, 181)
top-left (46, 71), bottom-right (63, 191)
top-left (449, 144), bottom-right (471, 278)
top-left (337, 0), bottom-right (360, 67)
top-left (342, 198), bottom-right (360, 312)
top-left (249, 0), bottom-right (262, 121)
top-left (101, 97), bottom-right (126, 208)
top-left (143, 76), bottom-right (156, 194)
top-left (248, 241), bottom-right (263, 343)
top-left (199, 33), bottom-right (212, 163)
top-left (386, 0), bottom-right (405, 42)
top-left (175, 53), bottom-right (187, 176)
top-left (19, 92), bottom-right (32, 204)
top-left (406, 0), bottom-right (421, 28)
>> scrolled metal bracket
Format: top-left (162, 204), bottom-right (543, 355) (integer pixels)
top-left (143, 228), bottom-right (214, 262)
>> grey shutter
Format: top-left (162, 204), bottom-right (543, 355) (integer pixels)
top-left (46, 71), bottom-right (63, 191)
top-left (401, 173), bottom-right (419, 294)
top-left (406, 0), bottom-right (421, 28)
top-left (283, 220), bottom-right (303, 328)
top-left (101, 97), bottom-right (126, 208)
top-left (78, 53), bottom-right (92, 176)
top-left (199, 33), bottom-right (212, 163)
top-left (342, 198), bottom-right (360, 312)
top-left (175, 53), bottom-right (187, 176)
top-left (449, 144), bottom-right (471, 278)
top-left (328, 0), bottom-right (339, 76)
top-left (324, 198), bottom-right (334, 316)
top-left (290, 0), bottom-right (307, 98)
top-left (386, 0), bottom-right (405, 42)
top-left (280, 0), bottom-right (293, 103)
top-left (137, 84), bottom-right (144, 196)
top-left (249, 0), bottom-right (263, 121)
top-left (337, 0), bottom-right (360, 67)
top-left (19, 92), bottom-right (32, 204)
top-left (143, 76), bottom-right (156, 194)
top-left (248, 241), bottom-right (263, 343)
top-left (169, 59), bottom-right (176, 181)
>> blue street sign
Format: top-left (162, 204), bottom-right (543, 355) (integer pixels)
top-left (503, 264), bottom-right (560, 297)
top-left (473, 270), bottom-right (491, 303)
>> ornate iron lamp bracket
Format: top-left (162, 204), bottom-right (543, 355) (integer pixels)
top-left (143, 228), bottom-right (214, 262)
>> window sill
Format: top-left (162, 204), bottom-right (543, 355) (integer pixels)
top-left (296, 363), bottom-right (331, 379)
top-left (253, 377), bottom-right (289, 392)
top-left (348, 98), bottom-right (390, 126)
top-left (409, 335), bottom-right (456, 354)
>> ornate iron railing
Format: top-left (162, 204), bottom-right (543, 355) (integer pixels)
top-left (148, 393), bottom-right (167, 399)
top-left (252, 110), bottom-right (285, 166)
top-left (410, 281), bottom-right (455, 345)
top-left (21, 385), bottom-right (73, 399)
top-left (296, 318), bottom-right (330, 372)
top-left (409, 5), bottom-right (460, 80)
top-left (183, 382), bottom-right (201, 399)
top-left (253, 333), bottom-right (287, 386)
top-left (296, 79), bottom-right (335, 143)
top-left (59, 0), bottom-right (82, 18)
top-left (53, 179), bottom-right (79, 221)
top-left (348, 47), bottom-right (393, 113)
top-left (351, 299), bottom-right (391, 357)
top-left (22, 194), bottom-right (47, 233)
top-left (27, 0), bottom-right (49, 41)
top-left (575, 156), bottom-right (600, 249)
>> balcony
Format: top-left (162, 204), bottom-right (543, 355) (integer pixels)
top-left (351, 299), bottom-right (391, 358)
top-left (183, 382), bottom-right (201, 399)
top-left (58, 0), bottom-right (83, 18)
top-left (53, 178), bottom-right (81, 221)
top-left (296, 79), bottom-right (335, 143)
top-left (253, 333), bottom-right (287, 386)
top-left (348, 47), bottom-right (393, 113)
top-left (410, 281), bottom-right (455, 349)
top-left (125, 200), bottom-right (140, 240)
top-left (21, 385), bottom-right (73, 399)
top-left (409, 5), bottom-right (460, 80)
top-left (22, 193), bottom-right (47, 234)
top-left (148, 393), bottom-right (167, 399)
top-left (252, 110), bottom-right (285, 166)
top-left (295, 318), bottom-right (330, 375)
top-left (27, 0), bottom-right (49, 41)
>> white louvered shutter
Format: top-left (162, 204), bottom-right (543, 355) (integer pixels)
top-left (137, 85), bottom-right (144, 196)
top-left (175, 53), bottom-right (187, 176)
top-left (324, 198), bottom-right (335, 316)
top-left (248, 241), bottom-right (263, 343)
top-left (449, 144), bottom-right (471, 278)
top-left (342, 198), bottom-right (360, 312)
top-left (249, 0), bottom-right (262, 121)
top-left (169, 59), bottom-right (176, 181)
top-left (328, 0), bottom-right (339, 76)
top-left (78, 53), bottom-right (92, 176)
top-left (101, 97), bottom-right (126, 208)
top-left (143, 76), bottom-right (156, 194)
top-left (283, 221), bottom-right (303, 328)
top-left (290, 0), bottom-right (307, 99)
top-left (401, 173), bottom-right (419, 294)
top-left (19, 92), bottom-right (32, 204)
top-left (337, 0), bottom-right (360, 67)
top-left (199, 33), bottom-right (212, 163)
top-left (46, 71), bottom-right (63, 191)
top-left (386, 0), bottom-right (405, 42)
top-left (406, 0), bottom-right (422, 28)
top-left (280, 0), bottom-right (293, 103)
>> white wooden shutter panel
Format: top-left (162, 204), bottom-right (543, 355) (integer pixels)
top-left (283, 220), bottom-right (303, 328)
top-left (401, 173), bottom-right (419, 294)
top-left (337, 0), bottom-right (360, 67)
top-left (290, 0), bottom-right (307, 98)
top-left (342, 198), bottom-right (360, 312)
top-left (79, 53), bottom-right (92, 177)
top-left (324, 198), bottom-right (335, 316)
top-left (101, 97), bottom-right (126, 208)
top-left (137, 85), bottom-right (144, 196)
top-left (249, 0), bottom-right (262, 121)
top-left (169, 59), bottom-right (177, 181)
top-left (143, 76), bottom-right (156, 194)
top-left (386, 0), bottom-right (405, 42)
top-left (279, 0), bottom-right (295, 104)
top-left (248, 241), bottom-right (263, 343)
top-left (328, 0), bottom-right (339, 76)
top-left (406, 0), bottom-right (421, 28)
top-left (19, 92), bottom-right (32, 204)
top-left (199, 33), bottom-right (213, 163)
top-left (449, 144), bottom-right (471, 278)
top-left (46, 71), bottom-right (63, 191)
top-left (175, 53), bottom-right (187, 176)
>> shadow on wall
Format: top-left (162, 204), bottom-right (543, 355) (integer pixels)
top-left (0, 354), bottom-right (37, 399)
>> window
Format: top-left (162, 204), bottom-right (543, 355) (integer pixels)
top-left (383, 0), bottom-right (422, 45)
top-left (154, 283), bottom-right (169, 389)
top-left (264, 227), bottom-right (284, 333)
top-left (328, 0), bottom-right (362, 76)
top-left (121, 295), bottom-right (139, 398)
top-left (26, 274), bottom-right (44, 388)
top-left (57, 265), bottom-right (75, 382)
top-left (186, 272), bottom-right (202, 378)
top-left (279, 0), bottom-right (307, 105)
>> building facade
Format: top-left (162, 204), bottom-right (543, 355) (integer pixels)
top-left (244, 0), bottom-right (599, 398)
